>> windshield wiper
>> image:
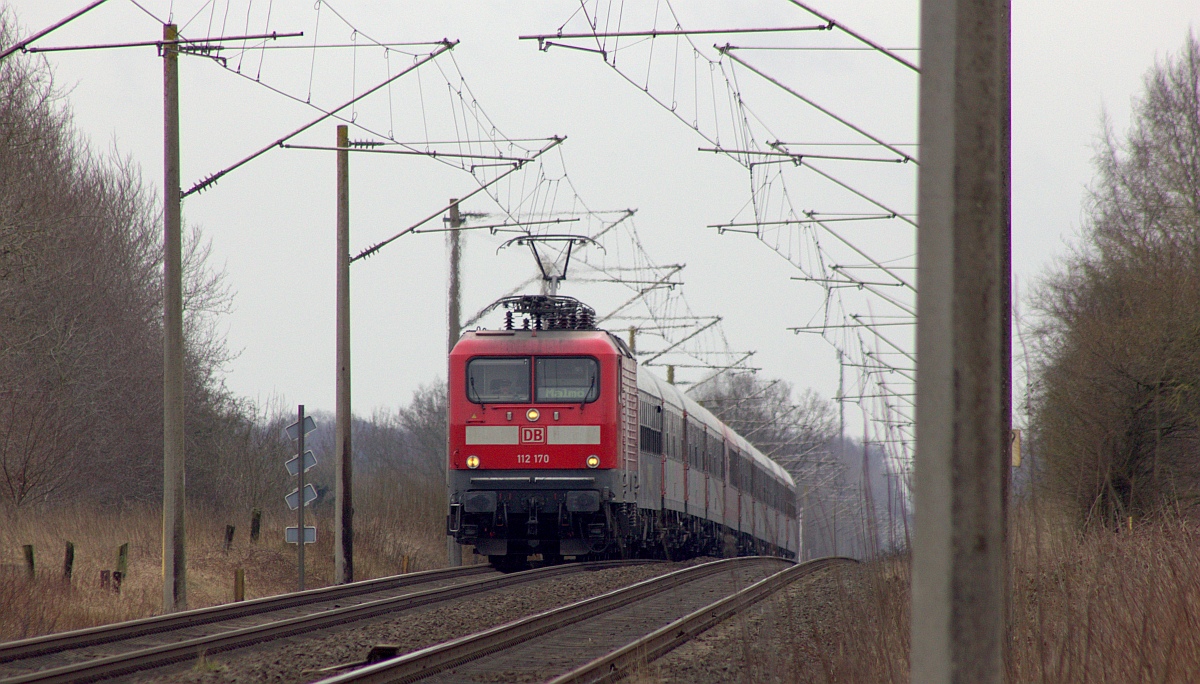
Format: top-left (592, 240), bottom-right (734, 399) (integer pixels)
top-left (581, 374), bottom-right (595, 409)
top-left (470, 376), bottom-right (485, 409)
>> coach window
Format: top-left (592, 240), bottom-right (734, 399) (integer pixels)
top-left (467, 357), bottom-right (530, 403)
top-left (535, 357), bottom-right (600, 403)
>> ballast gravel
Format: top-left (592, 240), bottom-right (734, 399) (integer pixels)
top-left (122, 561), bottom-right (690, 684)
top-left (629, 561), bottom-right (868, 684)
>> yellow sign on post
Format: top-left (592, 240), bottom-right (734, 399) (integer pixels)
top-left (1011, 429), bottom-right (1022, 468)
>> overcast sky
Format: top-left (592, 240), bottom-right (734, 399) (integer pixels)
top-left (8, 0), bottom-right (1199, 434)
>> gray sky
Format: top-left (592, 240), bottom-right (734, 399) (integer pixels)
top-left (9, 0), bottom-right (1199, 435)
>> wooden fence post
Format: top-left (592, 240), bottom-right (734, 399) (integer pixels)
top-left (63, 542), bottom-right (75, 581)
top-left (114, 543), bottom-right (129, 593)
top-left (22, 545), bottom-right (34, 578)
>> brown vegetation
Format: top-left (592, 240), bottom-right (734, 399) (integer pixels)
top-left (0, 1), bottom-right (460, 643)
top-left (0, 470), bottom-right (449, 641)
top-left (0, 11), bottom-right (242, 510)
top-left (1030, 35), bottom-right (1200, 525)
top-left (782, 511), bottom-right (1200, 683)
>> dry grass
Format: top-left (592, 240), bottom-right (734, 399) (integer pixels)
top-left (19, 487), bottom-right (1199, 683)
top-left (799, 508), bottom-right (1200, 682)
top-left (803, 558), bottom-right (909, 683)
top-left (1007, 513), bottom-right (1200, 682)
top-left (0, 475), bottom-right (451, 641)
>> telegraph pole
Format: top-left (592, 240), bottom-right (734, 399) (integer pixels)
top-left (447, 199), bottom-right (463, 567)
top-left (335, 124), bottom-right (354, 584)
top-left (912, 0), bottom-right (1011, 681)
top-left (448, 199), bottom-right (463, 352)
top-left (161, 22), bottom-right (187, 613)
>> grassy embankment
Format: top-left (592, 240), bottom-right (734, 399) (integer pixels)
top-left (0, 478), bottom-right (450, 641)
top-left (766, 509), bottom-right (1200, 682)
top-left (11, 489), bottom-right (1198, 682)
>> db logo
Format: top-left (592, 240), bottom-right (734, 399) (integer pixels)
top-left (521, 427), bottom-right (546, 444)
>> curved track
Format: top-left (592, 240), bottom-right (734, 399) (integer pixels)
top-left (0, 560), bottom-right (650, 684)
top-left (312, 556), bottom-right (798, 684)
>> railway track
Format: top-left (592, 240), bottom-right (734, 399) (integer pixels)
top-left (311, 555), bottom-right (840, 684)
top-left (0, 560), bottom-right (651, 684)
top-left (550, 556), bottom-right (855, 684)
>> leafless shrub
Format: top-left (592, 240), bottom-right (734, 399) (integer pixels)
top-left (1030, 34), bottom-right (1200, 525)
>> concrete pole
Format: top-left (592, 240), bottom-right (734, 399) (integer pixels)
top-left (335, 124), bottom-right (353, 584)
top-left (447, 199), bottom-right (463, 567)
top-left (161, 22), bottom-right (187, 613)
top-left (448, 199), bottom-right (463, 351)
top-left (912, 0), bottom-right (1011, 681)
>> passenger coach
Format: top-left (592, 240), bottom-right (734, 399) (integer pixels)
top-left (447, 295), bottom-right (798, 569)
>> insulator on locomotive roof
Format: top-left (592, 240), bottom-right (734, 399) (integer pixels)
top-left (479, 294), bottom-right (600, 331)
top-left (522, 316), bottom-right (530, 330)
top-left (504, 310), bottom-right (514, 330)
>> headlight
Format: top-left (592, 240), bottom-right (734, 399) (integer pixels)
top-left (586, 455), bottom-right (600, 469)
top-left (466, 455), bottom-right (480, 469)
top-left (526, 408), bottom-right (540, 422)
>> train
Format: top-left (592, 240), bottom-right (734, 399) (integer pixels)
top-left (446, 294), bottom-right (798, 570)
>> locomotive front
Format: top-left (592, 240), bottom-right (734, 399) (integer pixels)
top-left (447, 296), bottom-right (630, 569)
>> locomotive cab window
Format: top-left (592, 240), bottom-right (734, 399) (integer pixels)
top-left (467, 357), bottom-right (530, 403)
top-left (535, 357), bottom-right (600, 403)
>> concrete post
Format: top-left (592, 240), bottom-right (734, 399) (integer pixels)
top-left (912, 0), bottom-right (1011, 682)
top-left (335, 124), bottom-right (354, 584)
top-left (161, 22), bottom-right (187, 613)
top-left (447, 199), bottom-right (463, 567)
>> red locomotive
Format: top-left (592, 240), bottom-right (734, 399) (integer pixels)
top-left (447, 295), bottom-right (798, 569)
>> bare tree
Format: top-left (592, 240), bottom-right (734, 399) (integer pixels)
top-left (692, 373), bottom-right (837, 461)
top-left (0, 11), bottom-right (240, 509)
top-left (1031, 34), bottom-right (1200, 525)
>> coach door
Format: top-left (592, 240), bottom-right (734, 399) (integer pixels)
top-left (637, 393), bottom-right (663, 511)
top-left (662, 406), bottom-right (685, 513)
top-left (724, 444), bottom-right (739, 532)
top-left (705, 427), bottom-right (723, 524)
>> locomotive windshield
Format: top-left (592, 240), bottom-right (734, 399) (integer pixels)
top-left (536, 357), bottom-right (599, 403)
top-left (467, 357), bottom-right (530, 403)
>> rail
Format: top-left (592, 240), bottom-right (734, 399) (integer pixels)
top-left (312, 556), bottom-right (789, 684)
top-left (0, 560), bottom-right (652, 684)
top-left (0, 564), bottom-right (495, 664)
top-left (548, 556), bottom-right (859, 683)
